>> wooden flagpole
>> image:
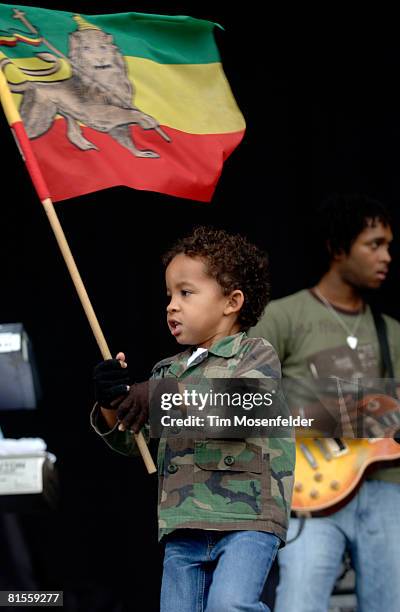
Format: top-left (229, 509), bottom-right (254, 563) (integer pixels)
top-left (41, 198), bottom-right (157, 474)
top-left (0, 70), bottom-right (157, 475)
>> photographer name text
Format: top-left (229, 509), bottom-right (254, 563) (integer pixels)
top-left (160, 415), bottom-right (314, 428)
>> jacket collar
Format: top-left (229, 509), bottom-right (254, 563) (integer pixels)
top-left (154, 332), bottom-right (247, 377)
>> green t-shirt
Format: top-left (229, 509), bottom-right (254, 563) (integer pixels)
top-left (250, 289), bottom-right (400, 482)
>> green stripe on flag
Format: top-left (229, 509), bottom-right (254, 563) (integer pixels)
top-left (0, 4), bottom-right (222, 64)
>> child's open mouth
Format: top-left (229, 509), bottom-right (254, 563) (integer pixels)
top-left (168, 319), bottom-right (182, 336)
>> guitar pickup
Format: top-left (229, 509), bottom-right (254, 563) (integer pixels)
top-left (299, 443), bottom-right (318, 469)
top-left (313, 438), bottom-right (332, 461)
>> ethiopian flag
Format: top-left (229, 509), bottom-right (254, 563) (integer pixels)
top-left (0, 4), bottom-right (245, 203)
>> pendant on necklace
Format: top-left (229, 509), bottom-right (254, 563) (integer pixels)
top-left (346, 335), bottom-right (358, 350)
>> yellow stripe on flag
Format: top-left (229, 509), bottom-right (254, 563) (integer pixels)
top-left (126, 57), bottom-right (245, 134)
top-left (0, 68), bottom-right (21, 125)
top-left (0, 54), bottom-right (72, 81)
top-left (1, 53), bottom-right (244, 135)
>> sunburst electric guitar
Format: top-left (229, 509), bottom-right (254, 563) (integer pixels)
top-left (292, 393), bottom-right (400, 514)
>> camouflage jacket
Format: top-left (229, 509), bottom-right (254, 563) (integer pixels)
top-left (91, 333), bottom-right (295, 543)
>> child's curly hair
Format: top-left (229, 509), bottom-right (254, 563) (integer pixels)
top-left (163, 226), bottom-right (270, 330)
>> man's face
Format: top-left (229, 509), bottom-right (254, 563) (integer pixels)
top-left (165, 254), bottom-right (231, 348)
top-left (336, 220), bottom-right (393, 289)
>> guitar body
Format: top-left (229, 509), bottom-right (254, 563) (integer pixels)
top-left (292, 437), bottom-right (400, 513)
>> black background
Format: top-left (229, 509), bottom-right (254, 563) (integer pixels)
top-left (1, 2), bottom-right (400, 610)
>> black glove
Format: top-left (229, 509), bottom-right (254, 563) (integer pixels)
top-left (116, 381), bottom-right (150, 433)
top-left (93, 359), bottom-right (130, 408)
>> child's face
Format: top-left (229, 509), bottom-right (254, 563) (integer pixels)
top-left (165, 253), bottom-right (237, 349)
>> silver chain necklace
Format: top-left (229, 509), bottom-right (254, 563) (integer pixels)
top-left (314, 288), bottom-right (363, 350)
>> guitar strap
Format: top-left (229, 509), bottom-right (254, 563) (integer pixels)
top-left (370, 307), bottom-right (396, 394)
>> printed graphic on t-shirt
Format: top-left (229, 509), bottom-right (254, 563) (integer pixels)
top-left (306, 344), bottom-right (380, 380)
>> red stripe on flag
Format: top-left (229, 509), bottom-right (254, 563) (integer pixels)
top-left (0, 39), bottom-right (17, 46)
top-left (0, 36), bottom-right (42, 46)
top-left (12, 122), bottom-right (51, 201)
top-left (29, 120), bottom-right (244, 203)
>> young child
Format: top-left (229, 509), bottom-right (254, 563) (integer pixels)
top-left (91, 226), bottom-right (295, 612)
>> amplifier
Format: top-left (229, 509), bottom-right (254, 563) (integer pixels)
top-left (0, 323), bottom-right (41, 410)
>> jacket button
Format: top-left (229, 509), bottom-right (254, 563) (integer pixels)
top-left (224, 455), bottom-right (235, 466)
top-left (167, 464), bottom-right (178, 474)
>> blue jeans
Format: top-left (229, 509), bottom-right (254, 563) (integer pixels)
top-left (160, 529), bottom-right (280, 612)
top-left (275, 480), bottom-right (400, 612)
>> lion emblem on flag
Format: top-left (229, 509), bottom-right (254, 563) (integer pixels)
top-left (0, 14), bottom-right (169, 158)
